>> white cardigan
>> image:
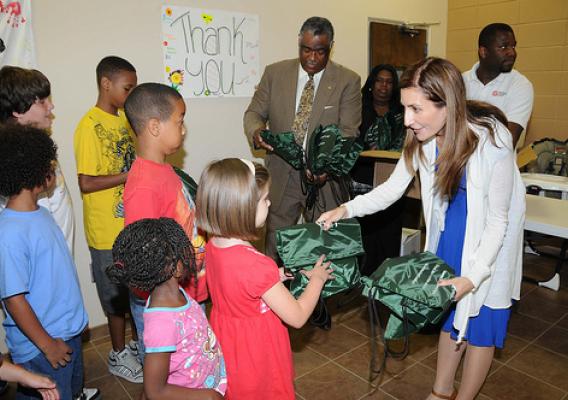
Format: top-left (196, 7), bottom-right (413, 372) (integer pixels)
top-left (345, 121), bottom-right (525, 342)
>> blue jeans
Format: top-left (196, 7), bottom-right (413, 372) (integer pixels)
top-left (17, 335), bottom-right (83, 400)
top-left (129, 293), bottom-right (146, 364)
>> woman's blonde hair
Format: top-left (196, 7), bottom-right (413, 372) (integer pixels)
top-left (196, 158), bottom-right (270, 240)
top-left (400, 57), bottom-right (507, 199)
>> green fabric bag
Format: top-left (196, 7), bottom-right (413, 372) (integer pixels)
top-left (361, 251), bottom-right (455, 340)
top-left (276, 218), bottom-right (364, 299)
top-left (306, 124), bottom-right (363, 177)
top-left (173, 166), bottom-right (198, 199)
top-left (260, 130), bottom-right (304, 170)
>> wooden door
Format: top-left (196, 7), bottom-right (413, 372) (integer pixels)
top-left (369, 22), bottom-right (427, 72)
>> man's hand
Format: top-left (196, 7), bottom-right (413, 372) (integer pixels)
top-left (253, 129), bottom-right (273, 151)
top-left (305, 170), bottom-right (327, 185)
top-left (42, 338), bottom-right (72, 369)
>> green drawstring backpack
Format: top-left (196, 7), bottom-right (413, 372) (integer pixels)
top-left (361, 251), bottom-right (455, 380)
top-left (173, 166), bottom-right (198, 199)
top-left (260, 130), bottom-right (304, 170)
top-left (362, 251), bottom-right (455, 340)
top-left (276, 218), bottom-right (364, 299)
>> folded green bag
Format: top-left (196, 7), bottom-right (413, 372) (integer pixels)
top-left (260, 130), bottom-right (304, 170)
top-left (306, 124), bottom-right (363, 177)
top-left (361, 251), bottom-right (455, 340)
top-left (276, 218), bottom-right (364, 299)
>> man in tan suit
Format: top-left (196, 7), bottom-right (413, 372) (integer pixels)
top-left (244, 16), bottom-right (361, 261)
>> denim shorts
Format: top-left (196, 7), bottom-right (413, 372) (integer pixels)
top-left (89, 247), bottom-right (130, 315)
top-left (17, 335), bottom-right (83, 400)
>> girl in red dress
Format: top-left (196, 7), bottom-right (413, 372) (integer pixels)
top-left (196, 158), bottom-right (333, 400)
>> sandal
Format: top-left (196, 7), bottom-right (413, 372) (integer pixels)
top-left (431, 388), bottom-right (457, 400)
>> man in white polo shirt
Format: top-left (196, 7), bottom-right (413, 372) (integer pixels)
top-left (463, 23), bottom-right (533, 148)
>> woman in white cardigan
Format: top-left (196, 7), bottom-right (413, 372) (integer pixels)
top-left (318, 57), bottom-right (525, 400)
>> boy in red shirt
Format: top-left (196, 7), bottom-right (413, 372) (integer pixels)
top-left (123, 83), bottom-right (207, 362)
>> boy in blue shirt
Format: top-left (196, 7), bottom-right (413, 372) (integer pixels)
top-left (0, 124), bottom-right (94, 400)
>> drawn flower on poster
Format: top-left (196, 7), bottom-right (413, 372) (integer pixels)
top-left (168, 69), bottom-right (184, 91)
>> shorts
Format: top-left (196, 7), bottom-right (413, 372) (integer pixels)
top-left (17, 335), bottom-right (83, 400)
top-left (89, 247), bottom-right (130, 315)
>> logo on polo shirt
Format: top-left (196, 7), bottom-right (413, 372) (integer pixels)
top-left (492, 90), bottom-right (506, 97)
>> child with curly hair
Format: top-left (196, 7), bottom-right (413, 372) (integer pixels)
top-left (107, 218), bottom-right (226, 400)
top-left (0, 124), bottom-right (90, 400)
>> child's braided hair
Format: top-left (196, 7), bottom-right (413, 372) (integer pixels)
top-left (107, 218), bottom-right (196, 292)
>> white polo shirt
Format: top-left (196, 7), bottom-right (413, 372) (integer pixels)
top-left (463, 62), bottom-right (534, 130)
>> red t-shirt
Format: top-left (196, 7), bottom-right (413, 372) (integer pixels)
top-left (206, 242), bottom-right (295, 400)
top-left (123, 157), bottom-right (207, 302)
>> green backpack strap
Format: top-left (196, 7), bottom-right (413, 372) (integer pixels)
top-left (173, 166), bottom-right (198, 199)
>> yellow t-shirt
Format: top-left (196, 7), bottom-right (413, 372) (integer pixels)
top-left (74, 106), bottom-right (136, 249)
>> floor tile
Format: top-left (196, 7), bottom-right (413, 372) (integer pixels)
top-left (306, 324), bottom-right (368, 360)
top-left (340, 306), bottom-right (374, 338)
top-left (516, 290), bottom-right (568, 323)
top-left (508, 344), bottom-right (568, 392)
top-left (381, 363), bottom-right (436, 400)
top-left (481, 365), bottom-right (565, 400)
top-left (334, 341), bottom-right (416, 382)
top-left (494, 334), bottom-right (530, 363)
top-left (293, 347), bottom-right (330, 378)
top-left (120, 378), bottom-right (144, 399)
top-left (83, 347), bottom-right (110, 383)
top-left (558, 314), bottom-right (568, 330)
top-left (294, 362), bottom-right (372, 400)
top-left (535, 325), bottom-right (568, 357)
top-left (86, 375), bottom-right (130, 400)
top-left (359, 388), bottom-right (398, 399)
top-left (528, 286), bottom-right (568, 308)
top-left (508, 312), bottom-right (551, 341)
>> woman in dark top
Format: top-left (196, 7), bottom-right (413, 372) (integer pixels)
top-left (351, 64), bottom-right (407, 276)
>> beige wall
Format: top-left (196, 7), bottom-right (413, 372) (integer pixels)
top-left (21, 0), bottom-right (447, 334)
top-left (447, 0), bottom-right (568, 144)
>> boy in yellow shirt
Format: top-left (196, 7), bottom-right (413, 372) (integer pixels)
top-left (73, 56), bottom-right (142, 383)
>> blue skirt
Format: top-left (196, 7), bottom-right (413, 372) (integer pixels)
top-left (436, 171), bottom-right (511, 349)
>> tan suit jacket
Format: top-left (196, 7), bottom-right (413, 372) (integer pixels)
top-left (244, 58), bottom-right (362, 209)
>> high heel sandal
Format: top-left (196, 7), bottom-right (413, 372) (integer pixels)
top-left (431, 388), bottom-right (457, 400)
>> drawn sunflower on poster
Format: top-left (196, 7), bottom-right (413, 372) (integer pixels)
top-left (168, 69), bottom-right (184, 91)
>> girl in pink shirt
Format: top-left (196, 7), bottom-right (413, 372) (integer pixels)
top-left (107, 218), bottom-right (226, 400)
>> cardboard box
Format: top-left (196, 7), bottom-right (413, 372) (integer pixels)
top-left (400, 228), bottom-right (421, 256)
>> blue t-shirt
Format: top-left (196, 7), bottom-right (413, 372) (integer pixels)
top-left (0, 207), bottom-right (88, 363)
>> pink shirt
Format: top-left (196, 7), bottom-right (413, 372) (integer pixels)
top-left (144, 289), bottom-right (227, 394)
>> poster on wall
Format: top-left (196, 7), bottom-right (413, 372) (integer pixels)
top-left (0, 0), bottom-right (36, 67)
top-left (161, 5), bottom-right (260, 98)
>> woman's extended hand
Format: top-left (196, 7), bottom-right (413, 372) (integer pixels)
top-left (316, 205), bottom-right (348, 230)
top-left (438, 277), bottom-right (474, 301)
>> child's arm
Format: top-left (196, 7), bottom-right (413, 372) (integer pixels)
top-left (4, 295), bottom-right (72, 369)
top-left (262, 255), bottom-right (333, 329)
top-left (0, 360), bottom-right (60, 400)
top-left (78, 173), bottom-right (128, 194)
top-left (143, 353), bottom-right (223, 400)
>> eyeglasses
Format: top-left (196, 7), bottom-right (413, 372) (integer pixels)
top-left (299, 45), bottom-right (331, 57)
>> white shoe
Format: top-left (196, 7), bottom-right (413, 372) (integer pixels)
top-left (74, 388), bottom-right (101, 400)
top-left (126, 339), bottom-right (139, 357)
top-left (108, 348), bottom-right (143, 383)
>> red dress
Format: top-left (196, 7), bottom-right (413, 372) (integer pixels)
top-left (206, 242), bottom-right (295, 400)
